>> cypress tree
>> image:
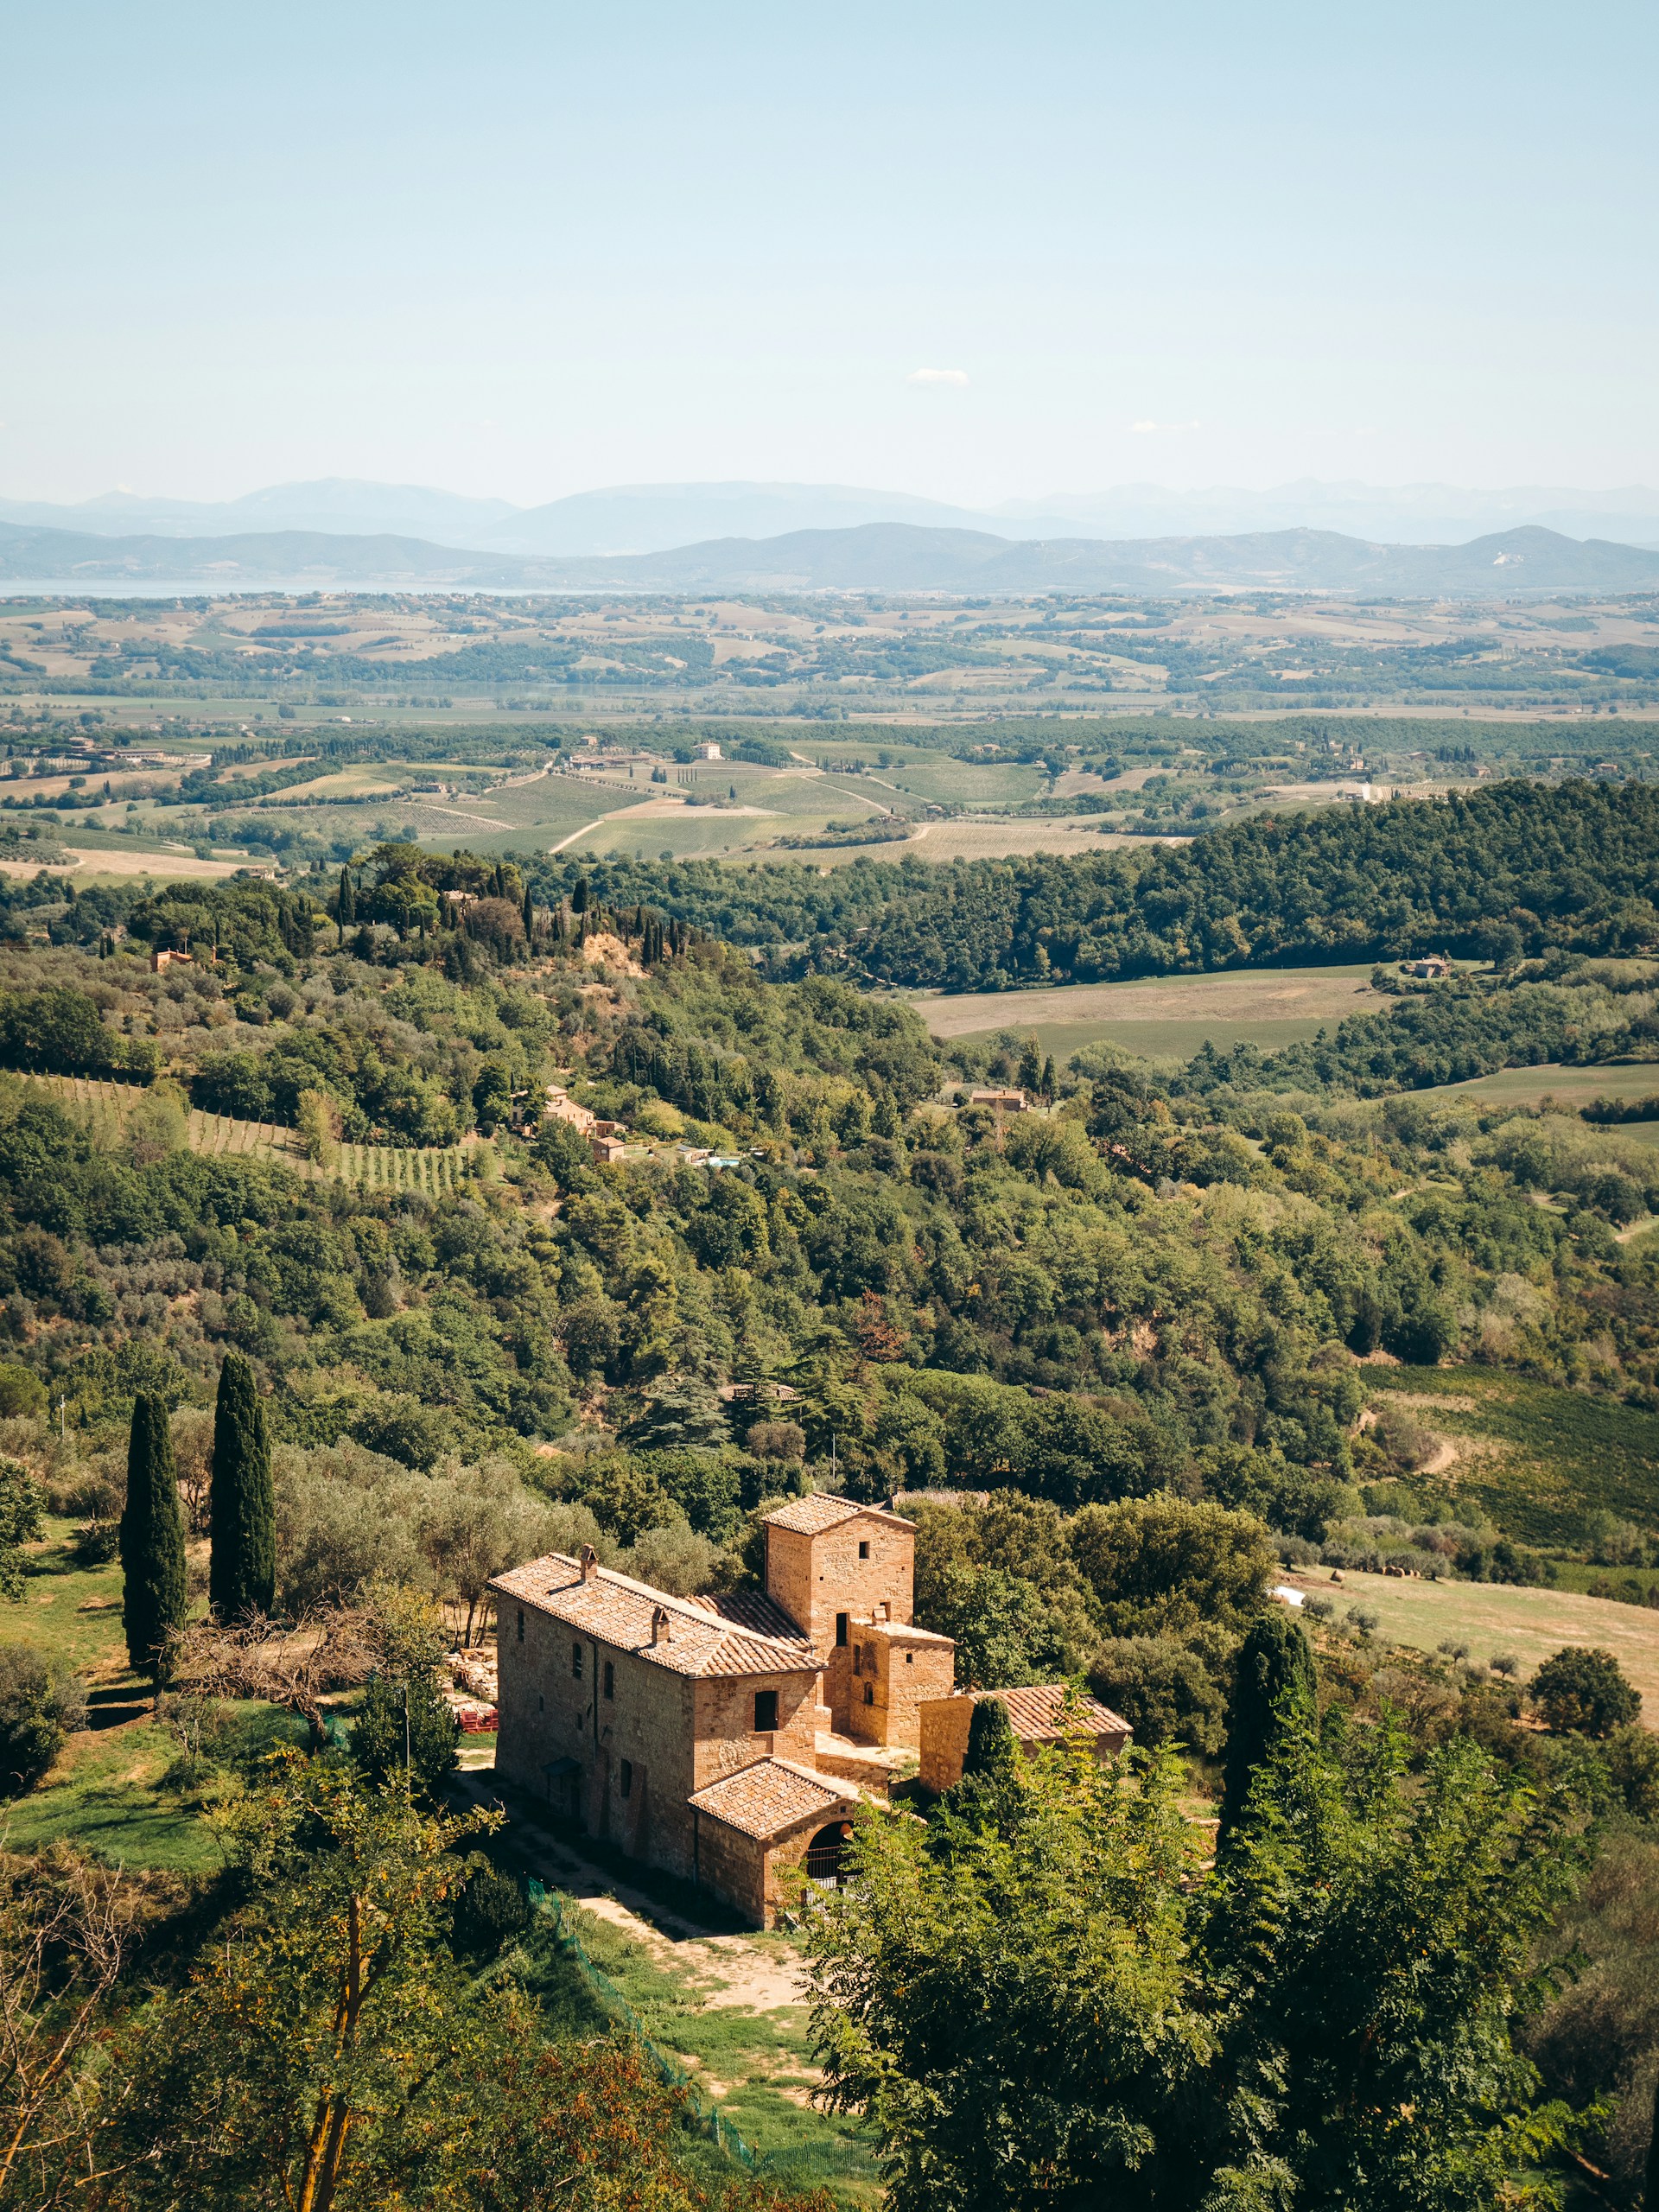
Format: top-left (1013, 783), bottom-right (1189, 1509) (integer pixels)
top-left (571, 874), bottom-right (589, 915)
top-left (119, 1392), bottom-right (187, 1679)
top-left (963, 1694), bottom-right (1020, 1780)
top-left (209, 1352), bottom-right (275, 1620)
top-left (337, 865), bottom-right (356, 943)
top-left (521, 885), bottom-right (536, 942)
top-left (1217, 1610), bottom-right (1316, 1856)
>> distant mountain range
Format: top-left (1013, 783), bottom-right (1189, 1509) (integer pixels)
top-left (2, 518), bottom-right (1656, 597)
top-left (6, 476), bottom-right (1659, 556)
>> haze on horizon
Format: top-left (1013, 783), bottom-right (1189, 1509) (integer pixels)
top-left (5, 0), bottom-right (1656, 512)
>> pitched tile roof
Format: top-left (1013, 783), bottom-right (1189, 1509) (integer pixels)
top-left (487, 1555), bottom-right (817, 1680)
top-left (687, 1757), bottom-right (858, 1841)
top-left (979, 1685), bottom-right (1132, 1743)
top-left (762, 1493), bottom-right (914, 1536)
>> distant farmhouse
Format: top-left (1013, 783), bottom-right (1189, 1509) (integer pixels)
top-left (489, 1496), bottom-right (1128, 1925)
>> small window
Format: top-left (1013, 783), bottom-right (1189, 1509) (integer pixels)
top-left (858, 1540), bottom-right (869, 1560)
top-left (905, 1652), bottom-right (913, 1665)
top-left (517, 1610), bottom-right (524, 1643)
top-left (754, 1688), bottom-right (779, 1732)
top-left (603, 1661), bottom-right (614, 1700)
top-left (571, 1643), bottom-right (583, 1679)
top-left (836, 1611), bottom-right (849, 1648)
top-left (537, 1693), bottom-right (544, 1713)
top-left (620, 1758), bottom-right (633, 1799)
top-left (863, 1683), bottom-right (874, 1706)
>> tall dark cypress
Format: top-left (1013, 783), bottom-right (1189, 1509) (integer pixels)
top-left (119, 1392), bottom-right (187, 1679)
top-left (337, 865), bottom-right (356, 943)
top-left (209, 1352), bottom-right (275, 1620)
top-left (962, 1694), bottom-right (1019, 1780)
top-left (521, 885), bottom-right (536, 941)
top-left (1216, 1610), bottom-right (1316, 1857)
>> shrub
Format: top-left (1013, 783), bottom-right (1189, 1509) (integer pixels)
top-left (0, 1454), bottom-right (45, 1599)
top-left (1068, 1496), bottom-right (1276, 1638)
top-left (453, 1852), bottom-right (531, 1956)
top-left (352, 1667), bottom-right (459, 1802)
top-left (0, 1644), bottom-right (85, 1791)
top-left (1531, 1646), bottom-right (1641, 1738)
top-left (1088, 1630), bottom-right (1230, 1754)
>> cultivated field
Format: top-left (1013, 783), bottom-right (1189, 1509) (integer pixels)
top-left (1414, 1062), bottom-right (1659, 1114)
top-left (1283, 1566), bottom-right (1659, 1722)
top-left (914, 960), bottom-right (1384, 1060)
top-left (0, 844), bottom-right (245, 881)
top-left (1369, 1366), bottom-right (1659, 1547)
top-left (29, 1074), bottom-right (471, 1194)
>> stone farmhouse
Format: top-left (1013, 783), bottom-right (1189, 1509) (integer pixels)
top-left (490, 1493), bottom-right (1125, 1925)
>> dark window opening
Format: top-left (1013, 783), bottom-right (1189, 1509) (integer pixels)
top-left (603, 1661), bottom-right (614, 1700)
top-left (517, 1610), bottom-right (524, 1643)
top-left (620, 1759), bottom-right (633, 1799)
top-left (862, 1683), bottom-right (874, 1706)
top-left (858, 1540), bottom-right (870, 1560)
top-left (835, 1611), bottom-right (849, 1647)
top-left (905, 1652), bottom-right (913, 1665)
top-left (537, 1693), bottom-right (544, 1713)
top-left (571, 1643), bottom-right (583, 1679)
top-left (754, 1688), bottom-right (779, 1732)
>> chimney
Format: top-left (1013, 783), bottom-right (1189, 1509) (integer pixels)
top-left (579, 1544), bottom-right (598, 1583)
top-left (650, 1605), bottom-right (671, 1645)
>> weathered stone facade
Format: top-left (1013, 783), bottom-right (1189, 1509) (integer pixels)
top-left (491, 1498), bottom-right (945, 1923)
top-left (490, 1498), bottom-right (1133, 1927)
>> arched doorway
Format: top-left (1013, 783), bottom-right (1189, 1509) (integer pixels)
top-left (804, 1821), bottom-right (852, 1887)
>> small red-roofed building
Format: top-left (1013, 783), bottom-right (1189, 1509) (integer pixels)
top-left (918, 1684), bottom-right (1133, 1796)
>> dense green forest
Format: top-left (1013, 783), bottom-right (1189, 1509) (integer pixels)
top-left (2, 796), bottom-right (1658, 2206)
top-left (462, 779), bottom-right (1659, 988)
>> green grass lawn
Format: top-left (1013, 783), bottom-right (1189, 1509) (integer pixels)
top-left (1370, 1367), bottom-right (1659, 1545)
top-left (960, 1013), bottom-right (1347, 1066)
top-left (517, 1899), bottom-right (880, 2204)
top-left (5, 1518), bottom-right (133, 1672)
top-left (1412, 1063), bottom-right (1659, 1113)
top-left (1, 1722), bottom-right (226, 1872)
top-left (1289, 1568), bottom-right (1659, 1721)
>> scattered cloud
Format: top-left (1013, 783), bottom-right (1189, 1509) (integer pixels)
top-left (908, 367), bottom-right (969, 388)
top-left (1132, 418), bottom-right (1201, 434)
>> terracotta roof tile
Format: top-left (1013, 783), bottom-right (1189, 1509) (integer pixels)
top-left (762, 1493), bottom-right (914, 1536)
top-left (687, 1757), bottom-right (856, 1841)
top-left (980, 1685), bottom-right (1132, 1743)
top-left (487, 1555), bottom-right (817, 1680)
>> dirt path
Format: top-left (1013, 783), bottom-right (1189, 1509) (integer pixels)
top-left (449, 1769), bottom-right (806, 2005)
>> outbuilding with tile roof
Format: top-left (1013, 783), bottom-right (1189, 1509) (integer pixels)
top-left (918, 1684), bottom-right (1133, 1795)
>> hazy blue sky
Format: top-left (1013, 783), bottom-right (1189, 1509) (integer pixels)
top-left (4, 0), bottom-right (1655, 505)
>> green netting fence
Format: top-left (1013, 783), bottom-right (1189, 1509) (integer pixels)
top-left (526, 1879), bottom-right (766, 2174)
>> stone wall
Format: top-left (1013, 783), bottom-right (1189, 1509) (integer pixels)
top-left (765, 1512), bottom-right (915, 1650)
top-left (692, 1667), bottom-right (820, 1788)
top-left (497, 1595), bottom-right (820, 1883)
top-left (691, 1814), bottom-right (768, 1925)
top-left (918, 1695), bottom-right (976, 1794)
